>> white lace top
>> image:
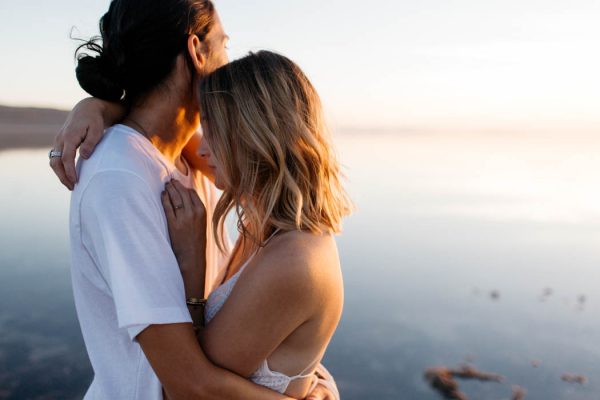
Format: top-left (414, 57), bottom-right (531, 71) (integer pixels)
top-left (204, 230), bottom-right (319, 394)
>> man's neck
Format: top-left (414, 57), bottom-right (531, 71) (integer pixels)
top-left (125, 98), bottom-right (199, 173)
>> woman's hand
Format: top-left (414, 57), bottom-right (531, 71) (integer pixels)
top-left (305, 381), bottom-right (336, 400)
top-left (161, 179), bottom-right (208, 298)
top-left (50, 97), bottom-right (126, 190)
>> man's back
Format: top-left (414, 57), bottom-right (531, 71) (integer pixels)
top-left (69, 124), bottom-right (224, 399)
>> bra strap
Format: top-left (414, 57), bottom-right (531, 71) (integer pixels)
top-left (289, 351), bottom-right (324, 379)
top-left (263, 228), bottom-right (282, 245)
top-left (234, 229), bottom-right (282, 277)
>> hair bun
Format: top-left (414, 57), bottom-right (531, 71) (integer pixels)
top-left (76, 55), bottom-right (124, 101)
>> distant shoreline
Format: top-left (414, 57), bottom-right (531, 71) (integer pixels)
top-left (0, 105), bottom-right (68, 151)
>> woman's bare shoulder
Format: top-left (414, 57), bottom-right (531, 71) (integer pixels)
top-left (248, 230), bottom-right (342, 298)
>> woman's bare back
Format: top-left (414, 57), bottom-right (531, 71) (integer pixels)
top-left (205, 229), bottom-right (344, 397)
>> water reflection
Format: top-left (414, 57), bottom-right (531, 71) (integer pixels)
top-left (1, 132), bottom-right (599, 399)
top-left (0, 150), bottom-right (88, 399)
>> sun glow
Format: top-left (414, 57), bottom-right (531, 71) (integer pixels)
top-left (338, 131), bottom-right (600, 226)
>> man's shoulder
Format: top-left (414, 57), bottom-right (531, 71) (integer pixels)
top-left (95, 125), bottom-right (163, 172)
top-left (72, 125), bottom-right (169, 207)
top-left (78, 125), bottom-right (166, 187)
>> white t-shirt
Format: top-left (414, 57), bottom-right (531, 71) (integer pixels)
top-left (69, 124), bottom-right (229, 400)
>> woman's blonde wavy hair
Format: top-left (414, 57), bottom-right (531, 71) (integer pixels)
top-left (198, 50), bottom-right (352, 251)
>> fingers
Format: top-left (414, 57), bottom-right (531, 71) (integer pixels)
top-left (50, 119), bottom-right (83, 191)
top-left (165, 180), bottom-right (206, 224)
top-left (59, 121), bottom-right (90, 185)
top-left (48, 137), bottom-right (79, 191)
top-left (49, 97), bottom-right (108, 189)
top-left (305, 383), bottom-right (334, 400)
top-left (161, 191), bottom-right (176, 222)
top-left (80, 123), bottom-right (103, 159)
top-left (49, 138), bottom-right (74, 191)
top-left (49, 157), bottom-right (74, 191)
top-left (165, 180), bottom-right (185, 214)
top-left (172, 180), bottom-right (193, 213)
top-left (61, 142), bottom-right (79, 185)
top-left (188, 189), bottom-right (206, 215)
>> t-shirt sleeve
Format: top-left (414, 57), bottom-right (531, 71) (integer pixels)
top-left (79, 170), bottom-right (192, 340)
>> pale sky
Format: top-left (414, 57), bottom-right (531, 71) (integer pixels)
top-left (1, 0), bottom-right (599, 131)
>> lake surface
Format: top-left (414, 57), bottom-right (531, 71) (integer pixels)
top-left (1, 131), bottom-right (599, 399)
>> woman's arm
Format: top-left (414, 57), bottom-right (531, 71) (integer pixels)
top-left (162, 181), bottom-right (339, 400)
top-left (152, 181), bottom-right (293, 399)
top-left (138, 323), bottom-right (294, 400)
top-left (51, 98), bottom-right (213, 189)
top-left (50, 97), bottom-right (125, 189)
top-left (162, 180), bottom-right (207, 327)
top-left (199, 237), bottom-right (323, 376)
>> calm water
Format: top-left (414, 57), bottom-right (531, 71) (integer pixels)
top-left (1, 131), bottom-right (599, 399)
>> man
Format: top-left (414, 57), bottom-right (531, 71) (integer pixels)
top-left (50, 1), bottom-right (339, 399)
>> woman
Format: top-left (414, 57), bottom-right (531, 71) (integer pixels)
top-left (55, 0), bottom-right (343, 399)
top-left (161, 50), bottom-right (352, 398)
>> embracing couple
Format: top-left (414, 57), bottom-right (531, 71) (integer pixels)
top-left (49, 1), bottom-right (351, 399)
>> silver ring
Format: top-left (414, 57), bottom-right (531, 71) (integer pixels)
top-left (49, 149), bottom-right (63, 159)
top-left (174, 204), bottom-right (184, 210)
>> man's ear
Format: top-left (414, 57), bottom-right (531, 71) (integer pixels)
top-left (187, 34), bottom-right (206, 73)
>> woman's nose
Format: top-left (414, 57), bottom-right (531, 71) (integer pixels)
top-left (198, 138), bottom-right (210, 158)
